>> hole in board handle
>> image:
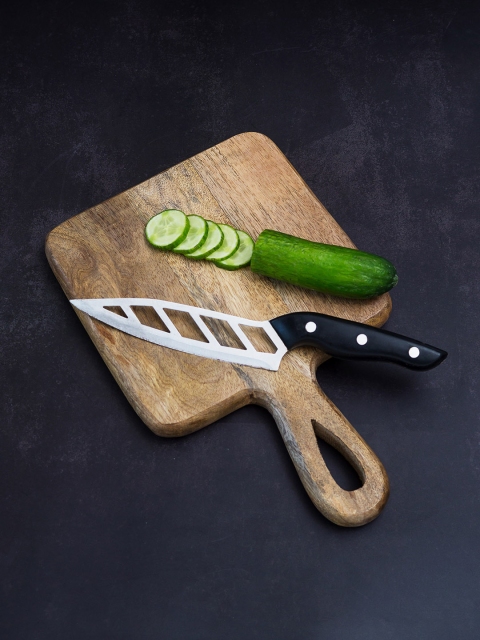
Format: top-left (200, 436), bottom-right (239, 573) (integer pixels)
top-left (313, 420), bottom-right (363, 491)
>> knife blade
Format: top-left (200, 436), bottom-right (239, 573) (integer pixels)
top-left (70, 298), bottom-right (447, 371)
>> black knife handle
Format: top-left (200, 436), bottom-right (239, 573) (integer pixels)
top-left (270, 312), bottom-right (447, 371)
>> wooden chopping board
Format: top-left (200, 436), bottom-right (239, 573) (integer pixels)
top-left (46, 132), bottom-right (391, 527)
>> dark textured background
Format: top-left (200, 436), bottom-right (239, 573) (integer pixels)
top-left (1, 0), bottom-right (479, 638)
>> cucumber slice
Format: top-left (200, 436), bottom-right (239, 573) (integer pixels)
top-left (188, 220), bottom-right (224, 259)
top-left (145, 209), bottom-right (190, 250)
top-left (172, 215), bottom-right (208, 254)
top-left (205, 224), bottom-right (240, 261)
top-left (214, 230), bottom-right (254, 270)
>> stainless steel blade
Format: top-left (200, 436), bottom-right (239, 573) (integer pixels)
top-left (71, 298), bottom-right (288, 371)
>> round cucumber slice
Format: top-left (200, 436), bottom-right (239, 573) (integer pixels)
top-left (145, 210), bottom-right (190, 250)
top-left (188, 221), bottom-right (224, 259)
top-left (205, 224), bottom-right (240, 261)
top-left (172, 215), bottom-right (208, 254)
top-left (214, 230), bottom-right (254, 270)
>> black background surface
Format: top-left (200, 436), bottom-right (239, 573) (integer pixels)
top-left (1, 1), bottom-right (479, 638)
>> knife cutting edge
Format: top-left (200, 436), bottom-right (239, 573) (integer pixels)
top-left (71, 298), bottom-right (447, 372)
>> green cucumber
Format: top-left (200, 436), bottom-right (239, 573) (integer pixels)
top-left (214, 230), bottom-right (254, 270)
top-left (206, 224), bottom-right (240, 261)
top-left (145, 209), bottom-right (190, 250)
top-left (250, 230), bottom-right (398, 299)
top-left (172, 215), bottom-right (208, 254)
top-left (188, 220), bottom-right (224, 259)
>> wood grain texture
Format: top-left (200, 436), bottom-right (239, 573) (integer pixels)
top-left (46, 132), bottom-right (391, 526)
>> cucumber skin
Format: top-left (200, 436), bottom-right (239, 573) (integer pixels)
top-left (250, 230), bottom-right (398, 299)
top-left (214, 257), bottom-right (251, 271)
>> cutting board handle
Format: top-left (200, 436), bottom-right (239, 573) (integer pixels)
top-left (268, 370), bottom-right (389, 527)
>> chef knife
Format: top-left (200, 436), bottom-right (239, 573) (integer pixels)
top-left (71, 297), bottom-right (447, 371)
